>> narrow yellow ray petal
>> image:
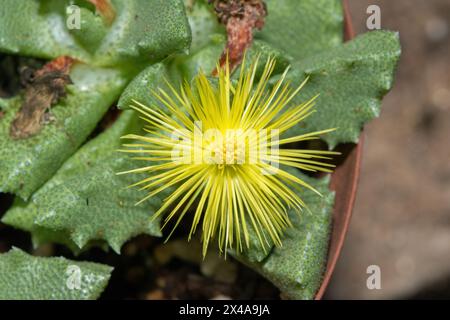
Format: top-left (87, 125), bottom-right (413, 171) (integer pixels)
top-left (118, 55), bottom-right (338, 256)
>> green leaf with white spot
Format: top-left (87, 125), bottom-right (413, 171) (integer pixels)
top-left (0, 65), bottom-right (128, 200)
top-left (0, 247), bottom-right (112, 300)
top-left (233, 171), bottom-right (334, 300)
top-left (284, 30), bottom-right (401, 148)
top-left (3, 111), bottom-right (163, 253)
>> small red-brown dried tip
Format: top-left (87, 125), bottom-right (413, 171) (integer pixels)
top-left (211, 0), bottom-right (267, 76)
top-left (34, 56), bottom-right (75, 77)
top-left (88, 0), bottom-right (116, 25)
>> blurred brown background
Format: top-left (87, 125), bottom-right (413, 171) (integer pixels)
top-left (326, 0), bottom-right (450, 299)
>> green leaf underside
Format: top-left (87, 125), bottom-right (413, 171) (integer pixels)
top-left (233, 171), bottom-right (334, 300)
top-left (3, 111), bottom-right (164, 253)
top-left (0, 247), bottom-right (112, 300)
top-left (285, 30), bottom-right (401, 148)
top-left (0, 65), bottom-right (127, 200)
top-left (0, 0), bottom-right (191, 68)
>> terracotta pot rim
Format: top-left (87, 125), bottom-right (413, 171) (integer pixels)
top-left (314, 0), bottom-right (363, 300)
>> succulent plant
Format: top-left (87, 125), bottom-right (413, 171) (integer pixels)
top-left (0, 0), bottom-right (400, 300)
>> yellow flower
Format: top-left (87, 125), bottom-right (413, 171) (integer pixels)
top-left (118, 56), bottom-right (338, 256)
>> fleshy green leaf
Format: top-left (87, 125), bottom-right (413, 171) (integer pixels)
top-left (0, 0), bottom-right (89, 60)
top-left (91, 0), bottom-right (191, 67)
top-left (118, 63), bottom-right (171, 109)
top-left (3, 111), bottom-right (163, 253)
top-left (0, 247), bottom-right (112, 300)
top-left (236, 220), bottom-right (274, 264)
top-left (233, 171), bottom-right (334, 300)
top-left (2, 198), bottom-right (81, 253)
top-left (256, 0), bottom-right (344, 61)
top-left (0, 64), bottom-right (127, 199)
top-left (167, 34), bottom-right (224, 84)
top-left (184, 0), bottom-right (224, 53)
top-left (0, 0), bottom-right (191, 68)
top-left (286, 30), bottom-right (401, 148)
top-left (68, 6), bottom-right (109, 54)
top-left (2, 198), bottom-right (108, 254)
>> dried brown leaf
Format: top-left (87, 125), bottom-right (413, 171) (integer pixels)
top-left (9, 56), bottom-right (75, 140)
